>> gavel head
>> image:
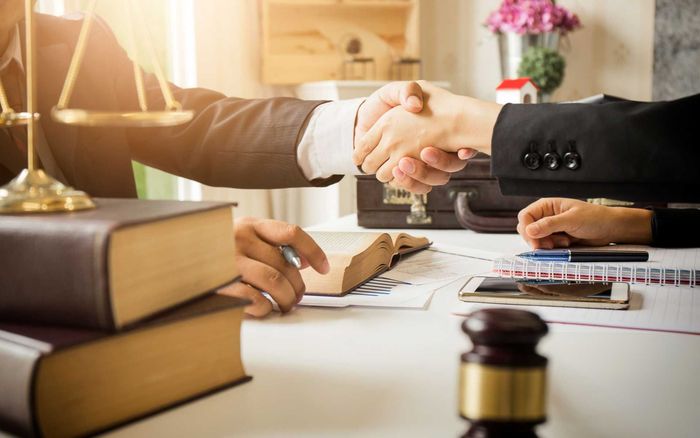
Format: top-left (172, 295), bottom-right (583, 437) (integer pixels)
top-left (459, 309), bottom-right (549, 438)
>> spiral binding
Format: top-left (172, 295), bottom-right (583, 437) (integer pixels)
top-left (493, 258), bottom-right (698, 288)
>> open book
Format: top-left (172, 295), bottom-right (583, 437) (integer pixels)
top-left (302, 232), bottom-right (431, 296)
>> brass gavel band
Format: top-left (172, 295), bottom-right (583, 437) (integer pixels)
top-left (459, 362), bottom-right (546, 421)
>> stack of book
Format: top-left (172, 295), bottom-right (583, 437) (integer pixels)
top-left (0, 199), bottom-right (249, 437)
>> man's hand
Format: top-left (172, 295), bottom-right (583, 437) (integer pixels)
top-left (218, 217), bottom-right (329, 317)
top-left (355, 81), bottom-right (478, 194)
top-left (390, 147), bottom-right (478, 193)
top-left (353, 81), bottom-right (500, 188)
top-left (517, 198), bottom-right (653, 249)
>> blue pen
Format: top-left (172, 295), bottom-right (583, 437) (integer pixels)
top-left (517, 249), bottom-right (649, 263)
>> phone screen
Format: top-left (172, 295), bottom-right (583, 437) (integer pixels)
top-left (475, 278), bottom-right (613, 299)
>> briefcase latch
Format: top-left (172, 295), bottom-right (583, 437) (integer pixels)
top-left (407, 194), bottom-right (432, 225)
top-left (382, 184), bottom-right (432, 225)
top-left (382, 185), bottom-right (414, 205)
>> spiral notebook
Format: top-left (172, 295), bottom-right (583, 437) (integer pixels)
top-left (459, 247), bottom-right (700, 335)
top-left (493, 254), bottom-right (699, 287)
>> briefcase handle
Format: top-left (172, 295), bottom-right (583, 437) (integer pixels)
top-left (452, 189), bottom-right (519, 233)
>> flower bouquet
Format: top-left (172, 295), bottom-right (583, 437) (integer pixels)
top-left (485, 0), bottom-right (581, 81)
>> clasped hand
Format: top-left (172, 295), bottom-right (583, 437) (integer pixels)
top-left (353, 81), bottom-right (502, 192)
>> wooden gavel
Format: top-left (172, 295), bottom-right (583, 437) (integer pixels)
top-left (460, 308), bottom-right (549, 438)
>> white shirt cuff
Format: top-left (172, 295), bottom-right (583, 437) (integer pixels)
top-left (297, 98), bottom-right (365, 181)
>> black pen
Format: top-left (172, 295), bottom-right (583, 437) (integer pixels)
top-left (517, 249), bottom-right (649, 262)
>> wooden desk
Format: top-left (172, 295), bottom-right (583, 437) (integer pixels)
top-left (105, 215), bottom-right (700, 438)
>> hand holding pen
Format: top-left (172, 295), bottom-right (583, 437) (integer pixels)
top-left (280, 245), bottom-right (302, 269)
top-left (219, 218), bottom-right (330, 317)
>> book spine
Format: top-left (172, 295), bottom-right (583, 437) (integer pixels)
top-left (0, 224), bottom-right (114, 329)
top-left (0, 338), bottom-right (41, 437)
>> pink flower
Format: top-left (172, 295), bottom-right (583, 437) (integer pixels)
top-left (485, 0), bottom-right (582, 35)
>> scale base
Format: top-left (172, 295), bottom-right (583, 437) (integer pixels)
top-left (0, 169), bottom-right (95, 214)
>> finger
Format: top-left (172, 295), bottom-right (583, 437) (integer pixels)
top-left (392, 166), bottom-right (432, 194)
top-left (526, 211), bottom-right (576, 239)
top-left (218, 282), bottom-right (273, 318)
top-left (420, 147), bottom-right (468, 173)
top-left (550, 234), bottom-right (572, 248)
top-left (371, 81), bottom-right (423, 114)
top-left (361, 135), bottom-right (392, 175)
top-left (517, 205), bottom-right (538, 237)
top-left (517, 198), bottom-right (558, 235)
top-left (236, 257), bottom-right (297, 312)
top-left (536, 236), bottom-right (556, 249)
top-left (253, 220), bottom-right (329, 274)
top-left (239, 237), bottom-right (306, 300)
top-left (376, 157), bottom-right (399, 183)
top-left (395, 81), bottom-right (423, 112)
top-left (398, 157), bottom-right (450, 186)
top-left (353, 116), bottom-right (385, 166)
top-left (457, 148), bottom-right (479, 160)
top-left (517, 221), bottom-right (540, 249)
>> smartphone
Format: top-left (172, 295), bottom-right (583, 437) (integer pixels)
top-left (459, 277), bottom-right (630, 310)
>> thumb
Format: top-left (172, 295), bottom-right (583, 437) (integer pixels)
top-left (526, 211), bottom-right (577, 239)
top-left (379, 81), bottom-right (423, 112)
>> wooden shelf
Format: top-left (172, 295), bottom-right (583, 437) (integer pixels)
top-left (261, 0), bottom-right (420, 84)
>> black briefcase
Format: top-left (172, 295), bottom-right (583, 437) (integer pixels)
top-left (356, 156), bottom-right (538, 233)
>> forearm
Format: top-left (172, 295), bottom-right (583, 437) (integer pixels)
top-left (452, 97), bottom-right (502, 154)
top-left (603, 207), bottom-right (700, 248)
top-left (608, 207), bottom-right (653, 245)
top-left (129, 92), bottom-right (335, 189)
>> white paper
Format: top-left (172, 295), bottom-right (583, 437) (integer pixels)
top-left (299, 276), bottom-right (458, 309)
top-left (452, 283), bottom-right (700, 334)
top-left (382, 245), bottom-right (500, 284)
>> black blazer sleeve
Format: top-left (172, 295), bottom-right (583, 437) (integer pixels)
top-left (651, 208), bottom-right (700, 248)
top-left (491, 94), bottom-right (700, 202)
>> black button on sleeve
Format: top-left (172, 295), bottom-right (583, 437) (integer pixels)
top-left (523, 151), bottom-right (542, 170)
top-left (563, 151), bottom-right (581, 170)
top-left (543, 152), bottom-right (561, 170)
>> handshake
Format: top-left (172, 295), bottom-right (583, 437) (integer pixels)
top-left (352, 80), bottom-right (503, 194)
top-left (227, 81), bottom-right (683, 317)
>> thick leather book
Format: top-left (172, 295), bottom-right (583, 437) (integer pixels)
top-left (301, 231), bottom-right (430, 296)
top-left (0, 294), bottom-right (250, 438)
top-left (0, 198), bottom-right (239, 330)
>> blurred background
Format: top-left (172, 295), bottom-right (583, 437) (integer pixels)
top-left (35, 0), bottom-right (697, 225)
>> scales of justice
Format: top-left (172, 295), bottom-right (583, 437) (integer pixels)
top-left (0, 0), bottom-right (193, 213)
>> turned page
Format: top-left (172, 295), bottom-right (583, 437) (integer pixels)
top-left (302, 232), bottom-right (386, 295)
top-left (390, 233), bottom-right (430, 254)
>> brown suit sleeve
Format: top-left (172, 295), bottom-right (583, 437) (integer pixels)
top-left (94, 19), bottom-right (343, 189)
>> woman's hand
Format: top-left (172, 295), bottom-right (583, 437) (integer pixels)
top-left (517, 198), bottom-right (653, 249)
top-left (352, 81), bottom-right (501, 183)
top-left (218, 217), bottom-right (329, 317)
